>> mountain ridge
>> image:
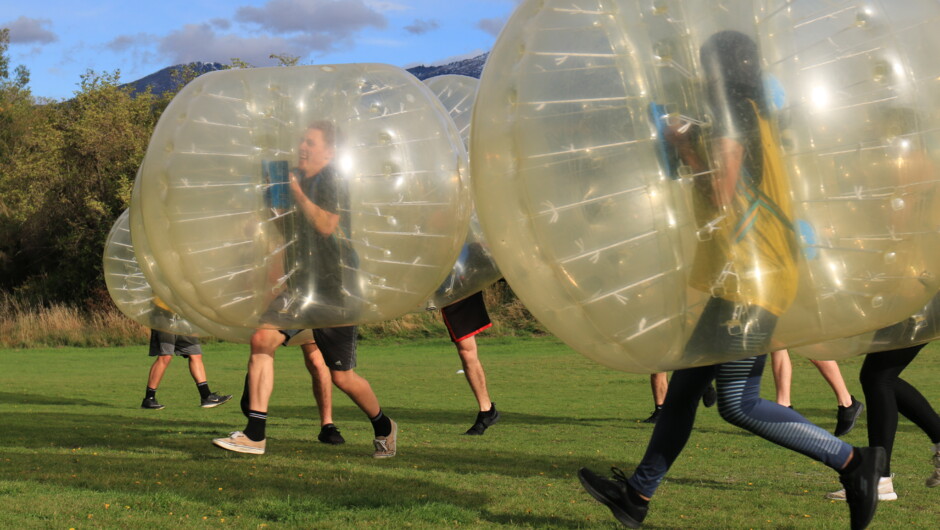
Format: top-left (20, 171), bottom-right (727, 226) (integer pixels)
top-left (123, 53), bottom-right (488, 96)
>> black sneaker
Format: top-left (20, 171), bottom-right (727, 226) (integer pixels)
top-left (702, 384), bottom-right (717, 408)
top-left (578, 467), bottom-right (647, 528)
top-left (839, 446), bottom-right (887, 530)
top-left (835, 396), bottom-right (864, 437)
top-left (464, 403), bottom-right (500, 435)
top-left (141, 396), bottom-right (165, 410)
top-left (201, 393), bottom-right (233, 408)
top-left (318, 424), bottom-right (346, 445)
top-left (640, 408), bottom-right (661, 424)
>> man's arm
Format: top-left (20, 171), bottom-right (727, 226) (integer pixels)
top-left (289, 174), bottom-right (339, 236)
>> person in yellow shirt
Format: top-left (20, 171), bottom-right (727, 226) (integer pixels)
top-left (578, 30), bottom-right (884, 529)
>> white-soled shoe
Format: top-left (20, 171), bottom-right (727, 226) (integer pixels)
top-left (212, 431), bottom-right (266, 454)
top-left (826, 474), bottom-right (897, 501)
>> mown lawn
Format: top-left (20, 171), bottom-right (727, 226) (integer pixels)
top-left (1, 337), bottom-right (938, 528)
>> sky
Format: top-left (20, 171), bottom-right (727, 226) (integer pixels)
top-left (0, 0), bottom-right (523, 101)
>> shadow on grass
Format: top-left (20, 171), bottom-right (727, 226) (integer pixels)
top-left (0, 391), bottom-right (112, 407)
top-left (0, 422), bottom-right (595, 527)
top-left (2, 410), bottom-right (229, 451)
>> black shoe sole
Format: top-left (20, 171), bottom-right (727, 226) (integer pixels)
top-left (464, 409), bottom-right (501, 435)
top-left (577, 468), bottom-right (643, 528)
top-left (201, 395), bottom-right (233, 408)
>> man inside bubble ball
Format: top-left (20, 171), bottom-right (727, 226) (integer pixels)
top-left (578, 31), bottom-right (884, 529)
top-left (213, 121), bottom-right (398, 458)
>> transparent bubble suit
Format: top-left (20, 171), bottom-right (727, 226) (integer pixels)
top-left (471, 0), bottom-right (940, 372)
top-left (136, 64), bottom-right (471, 330)
top-left (126, 181), bottom-right (315, 344)
top-left (422, 75), bottom-right (502, 310)
top-left (103, 209), bottom-right (207, 336)
top-left (794, 291), bottom-right (940, 360)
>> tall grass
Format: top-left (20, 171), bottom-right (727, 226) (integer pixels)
top-left (0, 293), bottom-right (149, 348)
top-left (0, 282), bottom-right (545, 348)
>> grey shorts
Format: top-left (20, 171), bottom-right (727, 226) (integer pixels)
top-left (281, 326), bottom-right (358, 371)
top-left (149, 330), bottom-right (202, 357)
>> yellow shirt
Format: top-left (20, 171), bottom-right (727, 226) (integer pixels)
top-left (689, 100), bottom-right (798, 316)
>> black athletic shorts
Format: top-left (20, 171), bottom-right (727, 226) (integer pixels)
top-left (441, 291), bottom-right (492, 343)
top-left (279, 326), bottom-right (358, 371)
top-left (148, 330), bottom-right (202, 357)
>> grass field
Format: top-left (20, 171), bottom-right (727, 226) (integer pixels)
top-left (1, 337), bottom-right (939, 528)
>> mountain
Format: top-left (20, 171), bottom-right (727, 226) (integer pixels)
top-left (123, 61), bottom-right (226, 96)
top-left (406, 53), bottom-right (488, 81)
top-left (123, 53), bottom-right (488, 96)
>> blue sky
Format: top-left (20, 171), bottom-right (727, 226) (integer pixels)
top-left (1, 0), bottom-right (522, 101)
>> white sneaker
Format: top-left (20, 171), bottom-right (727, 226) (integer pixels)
top-left (212, 431), bottom-right (266, 455)
top-left (927, 447), bottom-right (940, 488)
top-left (826, 474), bottom-right (897, 501)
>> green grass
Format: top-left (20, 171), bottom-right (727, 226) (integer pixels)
top-left (2, 337), bottom-right (939, 528)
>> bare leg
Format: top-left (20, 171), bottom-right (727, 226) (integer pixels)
top-left (301, 342), bottom-right (334, 426)
top-left (650, 372), bottom-right (667, 407)
top-left (247, 329), bottom-right (283, 412)
top-left (186, 354), bottom-right (207, 384)
top-left (455, 335), bottom-right (492, 411)
top-left (770, 349), bottom-right (792, 407)
top-left (330, 368), bottom-right (381, 419)
top-left (811, 359), bottom-right (853, 407)
top-left (147, 355), bottom-right (173, 389)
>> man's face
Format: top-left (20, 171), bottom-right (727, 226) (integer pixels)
top-left (298, 127), bottom-right (334, 177)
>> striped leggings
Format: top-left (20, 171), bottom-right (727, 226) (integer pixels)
top-left (628, 354), bottom-right (853, 498)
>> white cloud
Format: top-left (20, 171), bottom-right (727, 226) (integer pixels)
top-left (476, 16), bottom-right (507, 37)
top-left (403, 18), bottom-right (439, 35)
top-left (210, 18), bottom-right (232, 31)
top-left (365, 1), bottom-right (409, 11)
top-left (106, 33), bottom-right (156, 53)
top-left (158, 23), bottom-right (325, 66)
top-left (4, 16), bottom-right (57, 45)
top-left (235, 0), bottom-right (386, 36)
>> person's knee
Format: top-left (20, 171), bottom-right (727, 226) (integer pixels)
top-left (156, 355), bottom-right (173, 366)
top-left (858, 364), bottom-right (888, 390)
top-left (715, 389), bottom-right (757, 426)
top-left (331, 369), bottom-right (359, 391)
top-left (250, 329), bottom-right (283, 353)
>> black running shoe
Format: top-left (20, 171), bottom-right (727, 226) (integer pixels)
top-left (464, 403), bottom-right (500, 435)
top-left (578, 467), bottom-right (647, 528)
top-left (640, 408), bottom-right (661, 424)
top-left (835, 396), bottom-right (864, 437)
top-left (840, 446), bottom-right (887, 530)
top-left (201, 392), bottom-right (233, 408)
top-left (141, 396), bottom-right (165, 410)
top-left (318, 423), bottom-right (346, 445)
top-left (702, 384), bottom-right (717, 408)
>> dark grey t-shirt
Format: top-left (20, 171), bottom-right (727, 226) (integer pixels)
top-left (288, 165), bottom-right (354, 307)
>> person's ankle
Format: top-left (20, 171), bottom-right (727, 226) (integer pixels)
top-left (841, 448), bottom-right (862, 474)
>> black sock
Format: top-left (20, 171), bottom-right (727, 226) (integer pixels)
top-left (196, 381), bottom-right (211, 399)
top-left (240, 374), bottom-right (250, 418)
top-left (484, 402), bottom-right (497, 416)
top-left (370, 410), bottom-right (392, 437)
top-left (842, 447), bottom-right (863, 474)
top-left (244, 411), bottom-right (267, 442)
top-left (627, 486), bottom-right (650, 507)
top-left (146, 387), bottom-right (157, 400)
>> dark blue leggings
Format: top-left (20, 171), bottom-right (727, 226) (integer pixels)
top-left (628, 355), bottom-right (854, 498)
